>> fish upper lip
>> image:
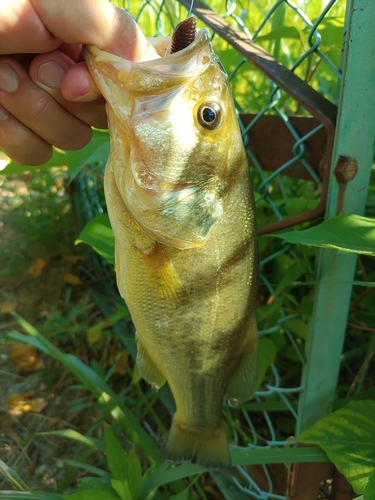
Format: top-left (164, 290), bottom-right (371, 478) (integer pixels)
top-left (83, 28), bottom-right (211, 68)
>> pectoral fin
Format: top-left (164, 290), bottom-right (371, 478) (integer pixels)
top-left (226, 329), bottom-right (258, 405)
top-left (136, 337), bottom-right (166, 390)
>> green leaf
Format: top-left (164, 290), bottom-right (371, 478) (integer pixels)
top-left (170, 488), bottom-right (190, 500)
top-left (63, 488), bottom-right (119, 500)
top-left (0, 493), bottom-right (63, 500)
top-left (273, 214), bottom-right (375, 255)
top-left (111, 479), bottom-right (130, 500)
top-left (59, 460), bottom-right (109, 479)
top-left (139, 447), bottom-right (329, 496)
top-left (256, 337), bottom-right (277, 390)
top-left (256, 26), bottom-right (300, 42)
top-left (298, 400), bottom-right (375, 494)
top-left (105, 427), bottom-right (128, 482)
top-left (65, 129), bottom-right (109, 181)
top-left (11, 313), bottom-right (164, 463)
top-left (288, 318), bottom-right (308, 339)
top-left (365, 471), bottom-right (375, 500)
top-left (26, 429), bottom-right (104, 452)
top-left (274, 261), bottom-right (304, 297)
top-left (0, 460), bottom-right (30, 491)
top-left (76, 213), bottom-right (114, 264)
top-left (127, 447), bottom-right (142, 500)
top-left (215, 49), bottom-right (243, 77)
top-left (1, 148), bottom-right (67, 175)
top-left (77, 477), bottom-right (111, 491)
top-left (316, 16), bottom-right (345, 46)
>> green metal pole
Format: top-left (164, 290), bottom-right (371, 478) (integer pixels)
top-left (296, 0), bottom-right (375, 434)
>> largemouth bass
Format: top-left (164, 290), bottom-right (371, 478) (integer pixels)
top-left (84, 18), bottom-right (258, 468)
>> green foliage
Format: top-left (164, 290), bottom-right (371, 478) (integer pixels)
top-left (105, 428), bottom-right (142, 500)
top-left (298, 400), bottom-right (375, 498)
top-left (256, 337), bottom-right (277, 390)
top-left (2, 129), bottom-right (109, 180)
top-left (76, 213), bottom-right (115, 264)
top-left (65, 129), bottom-right (110, 181)
top-left (0, 461), bottom-right (30, 492)
top-left (1, 148), bottom-right (67, 176)
top-left (8, 313), bottom-right (163, 464)
top-left (272, 214), bottom-right (375, 256)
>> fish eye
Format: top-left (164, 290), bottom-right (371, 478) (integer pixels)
top-left (197, 103), bottom-right (222, 130)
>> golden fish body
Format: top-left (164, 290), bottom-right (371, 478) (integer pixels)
top-left (84, 26), bottom-right (258, 468)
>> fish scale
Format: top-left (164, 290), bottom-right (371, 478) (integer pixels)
top-left (84, 18), bottom-right (258, 468)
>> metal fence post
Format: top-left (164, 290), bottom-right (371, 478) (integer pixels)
top-left (291, 1), bottom-right (375, 497)
top-left (296, 0), bottom-right (375, 435)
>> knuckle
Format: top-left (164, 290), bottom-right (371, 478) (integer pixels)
top-left (27, 91), bottom-right (52, 121)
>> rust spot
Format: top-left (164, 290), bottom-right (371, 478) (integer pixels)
top-left (334, 156), bottom-right (358, 182)
top-left (170, 17), bottom-right (197, 54)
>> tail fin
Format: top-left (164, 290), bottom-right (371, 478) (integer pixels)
top-left (166, 415), bottom-right (231, 468)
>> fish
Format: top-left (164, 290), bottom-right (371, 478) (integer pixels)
top-left (83, 17), bottom-right (258, 468)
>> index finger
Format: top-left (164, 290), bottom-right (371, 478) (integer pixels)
top-left (30, 0), bottom-right (158, 61)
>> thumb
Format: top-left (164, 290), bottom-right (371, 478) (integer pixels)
top-left (30, 0), bottom-right (158, 61)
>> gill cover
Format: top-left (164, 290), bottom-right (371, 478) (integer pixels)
top-left (84, 27), bottom-right (232, 249)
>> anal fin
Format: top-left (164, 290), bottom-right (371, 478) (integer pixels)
top-left (226, 326), bottom-right (258, 405)
top-left (136, 337), bottom-right (166, 390)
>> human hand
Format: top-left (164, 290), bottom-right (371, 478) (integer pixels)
top-left (0, 0), bottom-right (158, 165)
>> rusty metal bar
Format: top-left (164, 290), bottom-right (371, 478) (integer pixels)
top-left (240, 114), bottom-right (327, 181)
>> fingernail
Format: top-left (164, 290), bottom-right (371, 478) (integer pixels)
top-left (37, 61), bottom-right (66, 89)
top-left (0, 104), bottom-right (9, 120)
top-left (72, 91), bottom-right (100, 102)
top-left (0, 64), bottom-right (19, 92)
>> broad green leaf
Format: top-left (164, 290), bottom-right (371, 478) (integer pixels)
top-left (64, 488), bottom-right (119, 500)
top-left (298, 400), bottom-right (375, 494)
top-left (256, 26), bottom-right (300, 42)
top-left (65, 129), bottom-right (109, 181)
top-left (1, 148), bottom-right (67, 175)
top-left (365, 471), bottom-right (375, 500)
top-left (273, 214), bottom-right (375, 255)
top-left (105, 427), bottom-right (128, 482)
top-left (76, 213), bottom-right (115, 265)
top-left (127, 447), bottom-right (142, 500)
top-left (256, 337), bottom-right (277, 390)
top-left (0, 460), bottom-right (30, 491)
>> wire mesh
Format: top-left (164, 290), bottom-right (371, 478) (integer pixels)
top-left (73, 0), bottom-right (346, 497)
